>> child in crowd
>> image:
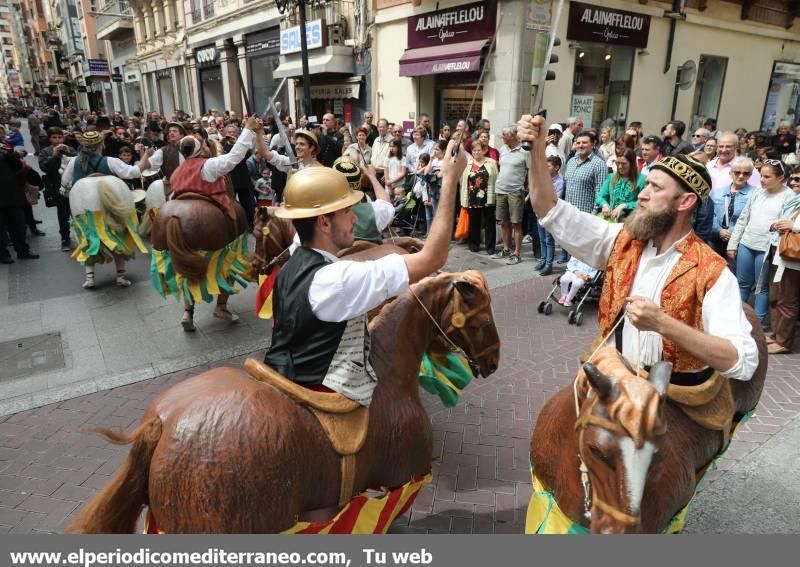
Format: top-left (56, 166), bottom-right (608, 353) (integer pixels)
top-left (117, 145), bottom-right (142, 189)
top-left (393, 186), bottom-right (409, 216)
top-left (558, 256), bottom-right (599, 307)
top-left (254, 168), bottom-right (274, 206)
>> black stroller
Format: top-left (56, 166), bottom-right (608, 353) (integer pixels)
top-left (537, 271), bottom-right (605, 326)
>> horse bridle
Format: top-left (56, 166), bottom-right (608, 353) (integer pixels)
top-left (573, 392), bottom-right (642, 528)
top-left (409, 283), bottom-right (499, 373)
top-left (254, 224), bottom-right (291, 273)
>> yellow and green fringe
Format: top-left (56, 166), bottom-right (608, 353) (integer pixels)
top-left (418, 351), bottom-right (473, 407)
top-left (150, 233), bottom-right (252, 304)
top-left (71, 209), bottom-right (148, 266)
top-left (525, 410), bottom-right (754, 534)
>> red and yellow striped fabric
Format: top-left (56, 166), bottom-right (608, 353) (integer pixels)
top-left (145, 473), bottom-right (431, 534)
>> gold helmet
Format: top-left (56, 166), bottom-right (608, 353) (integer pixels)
top-left (274, 166), bottom-right (364, 219)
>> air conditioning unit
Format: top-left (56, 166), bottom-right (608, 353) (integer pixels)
top-left (329, 23), bottom-right (344, 45)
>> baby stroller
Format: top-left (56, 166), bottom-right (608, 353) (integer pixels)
top-left (392, 180), bottom-right (425, 236)
top-left (537, 270), bottom-right (605, 326)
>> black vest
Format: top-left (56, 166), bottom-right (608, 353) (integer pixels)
top-left (264, 247), bottom-right (347, 384)
top-left (161, 144), bottom-right (180, 179)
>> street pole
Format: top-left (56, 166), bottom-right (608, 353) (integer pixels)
top-left (298, 1), bottom-right (312, 118)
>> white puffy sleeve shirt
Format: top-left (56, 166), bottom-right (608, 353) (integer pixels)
top-left (540, 199), bottom-right (759, 381)
top-left (308, 249), bottom-right (410, 323)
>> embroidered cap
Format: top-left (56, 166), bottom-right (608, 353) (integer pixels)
top-left (80, 130), bottom-right (103, 147)
top-left (650, 154), bottom-right (712, 200)
top-left (332, 157), bottom-right (362, 191)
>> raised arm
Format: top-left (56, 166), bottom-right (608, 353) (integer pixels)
top-left (364, 165), bottom-right (390, 203)
top-left (517, 115), bottom-right (557, 219)
top-left (201, 117), bottom-right (261, 181)
top-left (403, 140), bottom-right (468, 282)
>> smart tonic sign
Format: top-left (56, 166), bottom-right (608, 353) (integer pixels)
top-left (567, 1), bottom-right (651, 49)
top-left (407, 0), bottom-right (498, 49)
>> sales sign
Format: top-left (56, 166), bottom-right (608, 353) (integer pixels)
top-left (280, 19), bottom-right (325, 55)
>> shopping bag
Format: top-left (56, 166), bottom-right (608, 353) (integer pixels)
top-left (454, 208), bottom-right (470, 240)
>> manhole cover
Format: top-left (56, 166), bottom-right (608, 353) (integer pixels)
top-left (0, 333), bottom-right (66, 382)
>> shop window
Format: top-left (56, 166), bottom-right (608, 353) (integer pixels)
top-left (690, 55), bottom-right (727, 131)
top-left (571, 44), bottom-right (634, 131)
top-left (761, 61), bottom-right (800, 132)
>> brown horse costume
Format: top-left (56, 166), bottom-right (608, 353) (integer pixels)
top-left (68, 270), bottom-right (500, 533)
top-left (529, 305), bottom-right (767, 533)
top-left (152, 194), bottom-right (249, 282)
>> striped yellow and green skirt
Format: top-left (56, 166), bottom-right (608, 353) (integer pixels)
top-left (71, 210), bottom-right (148, 266)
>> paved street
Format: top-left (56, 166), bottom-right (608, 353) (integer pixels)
top-left (1, 121), bottom-right (799, 534)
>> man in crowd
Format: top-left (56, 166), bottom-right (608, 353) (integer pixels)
top-left (318, 113), bottom-right (343, 167)
top-left (1, 142), bottom-right (39, 264)
top-left (38, 127), bottom-right (77, 251)
top-left (364, 112), bottom-right (379, 145)
top-left (223, 124), bottom-right (256, 230)
top-left (370, 118), bottom-right (393, 181)
top-left (661, 120), bottom-right (694, 156)
top-left (560, 131), bottom-right (607, 263)
top-left (405, 127), bottom-right (434, 173)
top-left (691, 128), bottom-right (711, 151)
top-left (418, 113), bottom-right (433, 139)
top-left (640, 135), bottom-right (664, 175)
top-left (558, 117), bottom-right (583, 161)
top-left (708, 131), bottom-right (761, 190)
top-left (492, 125), bottom-right (528, 266)
top-left (28, 112), bottom-right (42, 155)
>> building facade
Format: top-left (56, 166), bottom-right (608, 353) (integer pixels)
top-left (128, 0), bottom-right (188, 116)
top-left (95, 0), bottom-right (142, 114)
top-left (183, 0), bottom-right (284, 118)
top-left (372, 0), bottom-right (800, 139)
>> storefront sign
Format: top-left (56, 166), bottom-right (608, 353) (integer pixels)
top-left (570, 94), bottom-right (595, 127)
top-left (280, 19), bottom-right (325, 55)
top-left (156, 69), bottom-right (171, 80)
top-left (527, 0), bottom-right (553, 32)
top-left (196, 46), bottom-right (218, 67)
top-left (402, 120), bottom-right (415, 139)
top-left (309, 83), bottom-right (361, 100)
top-left (408, 1), bottom-right (497, 49)
top-left (85, 59), bottom-right (111, 76)
top-left (246, 37), bottom-right (280, 55)
top-left (567, 1), bottom-right (650, 49)
top-left (111, 73), bottom-right (123, 82)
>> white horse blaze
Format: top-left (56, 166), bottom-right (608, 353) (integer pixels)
top-left (619, 438), bottom-right (655, 514)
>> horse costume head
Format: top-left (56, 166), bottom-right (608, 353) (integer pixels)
top-left (575, 348), bottom-right (671, 533)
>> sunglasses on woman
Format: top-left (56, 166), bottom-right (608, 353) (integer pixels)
top-left (790, 176), bottom-right (800, 183)
top-left (763, 158), bottom-right (785, 175)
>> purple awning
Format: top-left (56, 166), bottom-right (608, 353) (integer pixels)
top-left (399, 39), bottom-right (487, 77)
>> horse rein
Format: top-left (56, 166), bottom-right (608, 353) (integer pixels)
top-left (408, 283), bottom-right (498, 373)
top-left (253, 224), bottom-right (292, 274)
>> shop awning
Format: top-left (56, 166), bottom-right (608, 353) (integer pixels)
top-left (273, 47), bottom-right (355, 79)
top-left (399, 40), bottom-right (488, 77)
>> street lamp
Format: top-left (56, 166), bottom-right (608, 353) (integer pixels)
top-left (275, 0), bottom-right (316, 118)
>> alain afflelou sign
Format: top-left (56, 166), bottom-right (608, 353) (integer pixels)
top-left (567, 1), bottom-right (651, 49)
top-left (407, 0), bottom-right (498, 50)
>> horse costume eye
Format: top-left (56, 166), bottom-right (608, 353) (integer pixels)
top-left (590, 445), bottom-right (614, 467)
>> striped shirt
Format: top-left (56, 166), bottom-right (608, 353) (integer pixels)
top-left (564, 153), bottom-right (607, 213)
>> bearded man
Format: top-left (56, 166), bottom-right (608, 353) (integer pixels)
top-left (518, 115), bottom-right (758, 386)
top-left (144, 122), bottom-right (186, 183)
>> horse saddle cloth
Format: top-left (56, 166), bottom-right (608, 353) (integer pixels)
top-left (243, 358), bottom-right (369, 455)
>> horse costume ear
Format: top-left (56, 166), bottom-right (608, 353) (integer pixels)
top-left (453, 278), bottom-right (477, 298)
top-left (583, 363), bottom-right (615, 400)
top-left (648, 361), bottom-right (673, 397)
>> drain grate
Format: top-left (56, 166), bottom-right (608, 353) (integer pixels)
top-left (0, 333), bottom-right (66, 382)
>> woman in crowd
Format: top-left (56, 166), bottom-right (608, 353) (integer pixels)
top-left (459, 139), bottom-right (498, 253)
top-left (711, 156), bottom-right (756, 259)
top-left (766, 166), bottom-right (800, 354)
top-left (344, 126), bottom-right (372, 167)
top-left (478, 131), bottom-right (499, 163)
top-left (599, 127), bottom-right (616, 161)
top-left (438, 122), bottom-right (452, 141)
top-left (596, 148), bottom-right (645, 221)
top-left (728, 159), bottom-right (789, 324)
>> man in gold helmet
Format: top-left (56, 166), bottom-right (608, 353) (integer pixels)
top-left (263, 140), bottom-right (468, 406)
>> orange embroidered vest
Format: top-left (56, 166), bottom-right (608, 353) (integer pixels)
top-left (597, 229), bottom-right (727, 372)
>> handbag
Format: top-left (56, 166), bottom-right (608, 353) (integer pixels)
top-left (778, 210), bottom-right (800, 261)
top-left (454, 208), bottom-right (470, 240)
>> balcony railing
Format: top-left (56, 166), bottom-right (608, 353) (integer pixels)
top-left (95, 0), bottom-right (134, 41)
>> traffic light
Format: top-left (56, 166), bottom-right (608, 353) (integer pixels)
top-left (545, 37), bottom-right (560, 81)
